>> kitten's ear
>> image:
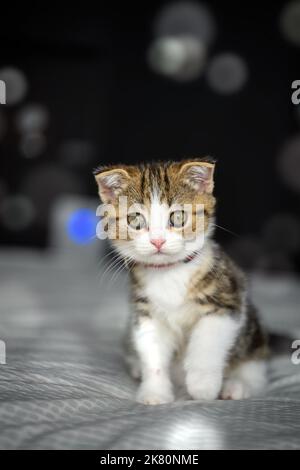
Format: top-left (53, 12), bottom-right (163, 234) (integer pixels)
top-left (178, 159), bottom-right (215, 194)
top-left (94, 166), bottom-right (131, 203)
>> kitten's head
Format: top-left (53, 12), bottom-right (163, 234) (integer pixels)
top-left (94, 158), bottom-right (216, 266)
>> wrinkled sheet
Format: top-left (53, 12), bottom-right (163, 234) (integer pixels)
top-left (0, 250), bottom-right (300, 450)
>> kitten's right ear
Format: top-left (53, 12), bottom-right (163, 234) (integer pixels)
top-left (94, 166), bottom-right (130, 203)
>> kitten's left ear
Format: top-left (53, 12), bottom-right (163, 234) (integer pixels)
top-left (178, 159), bottom-right (215, 194)
top-left (94, 166), bottom-right (131, 203)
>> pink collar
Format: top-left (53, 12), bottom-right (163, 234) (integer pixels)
top-left (139, 252), bottom-right (198, 269)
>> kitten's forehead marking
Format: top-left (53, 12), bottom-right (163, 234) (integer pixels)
top-left (140, 164), bottom-right (171, 205)
top-left (150, 188), bottom-right (168, 236)
top-left (151, 187), bottom-right (162, 205)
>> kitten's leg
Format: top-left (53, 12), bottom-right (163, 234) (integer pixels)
top-left (221, 360), bottom-right (267, 400)
top-left (184, 314), bottom-right (242, 400)
top-left (124, 324), bottom-right (141, 379)
top-left (125, 352), bottom-right (141, 379)
top-left (133, 316), bottom-right (175, 405)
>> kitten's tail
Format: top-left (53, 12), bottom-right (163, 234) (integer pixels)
top-left (269, 332), bottom-right (295, 356)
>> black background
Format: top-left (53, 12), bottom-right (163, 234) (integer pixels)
top-left (0, 1), bottom-right (299, 271)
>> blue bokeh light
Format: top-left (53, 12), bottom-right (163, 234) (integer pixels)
top-left (66, 208), bottom-right (99, 245)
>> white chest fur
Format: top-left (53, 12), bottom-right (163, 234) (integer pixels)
top-left (139, 261), bottom-right (204, 339)
top-left (142, 263), bottom-right (193, 310)
top-left (135, 246), bottom-right (214, 332)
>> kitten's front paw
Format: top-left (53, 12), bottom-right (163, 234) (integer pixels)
top-left (221, 379), bottom-right (251, 400)
top-left (186, 371), bottom-right (222, 401)
top-left (136, 381), bottom-right (174, 405)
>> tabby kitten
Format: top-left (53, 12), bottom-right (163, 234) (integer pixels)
top-left (94, 158), bottom-right (268, 404)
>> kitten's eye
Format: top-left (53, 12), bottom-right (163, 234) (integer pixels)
top-left (169, 210), bottom-right (187, 228)
top-left (127, 212), bottom-right (147, 230)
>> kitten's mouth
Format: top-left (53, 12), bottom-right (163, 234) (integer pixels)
top-left (138, 252), bottom-right (198, 269)
top-left (149, 249), bottom-right (168, 258)
top-left (149, 251), bottom-right (174, 263)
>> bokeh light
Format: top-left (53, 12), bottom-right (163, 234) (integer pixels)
top-left (66, 208), bottom-right (98, 244)
top-left (16, 104), bottom-right (49, 134)
top-left (0, 67), bottom-right (28, 105)
top-left (149, 1), bottom-right (216, 82)
top-left (147, 35), bottom-right (206, 81)
top-left (59, 139), bottom-right (96, 168)
top-left (206, 53), bottom-right (248, 94)
top-left (49, 196), bottom-right (105, 264)
top-left (153, 1), bottom-right (216, 45)
top-left (21, 164), bottom-right (85, 224)
top-left (277, 134), bottom-right (300, 192)
top-left (262, 213), bottom-right (300, 254)
top-left (19, 132), bottom-right (47, 158)
top-left (279, 1), bottom-right (300, 47)
top-left (0, 195), bottom-right (35, 231)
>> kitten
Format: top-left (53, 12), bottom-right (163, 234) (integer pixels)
top-left (94, 158), bottom-right (269, 404)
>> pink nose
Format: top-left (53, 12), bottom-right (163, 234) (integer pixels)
top-left (150, 238), bottom-right (166, 251)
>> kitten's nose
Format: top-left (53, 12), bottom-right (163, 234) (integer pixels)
top-left (150, 238), bottom-right (166, 251)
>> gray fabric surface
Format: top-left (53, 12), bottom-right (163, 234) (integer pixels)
top-left (0, 250), bottom-right (300, 450)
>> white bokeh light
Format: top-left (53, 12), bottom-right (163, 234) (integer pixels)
top-left (279, 1), bottom-right (300, 47)
top-left (206, 53), bottom-right (248, 94)
top-left (21, 164), bottom-right (84, 224)
top-left (153, 1), bottom-right (216, 45)
top-left (148, 35), bottom-right (207, 81)
top-left (0, 67), bottom-right (28, 105)
top-left (19, 132), bottom-right (47, 158)
top-left (0, 195), bottom-right (36, 231)
top-left (16, 104), bottom-right (49, 134)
